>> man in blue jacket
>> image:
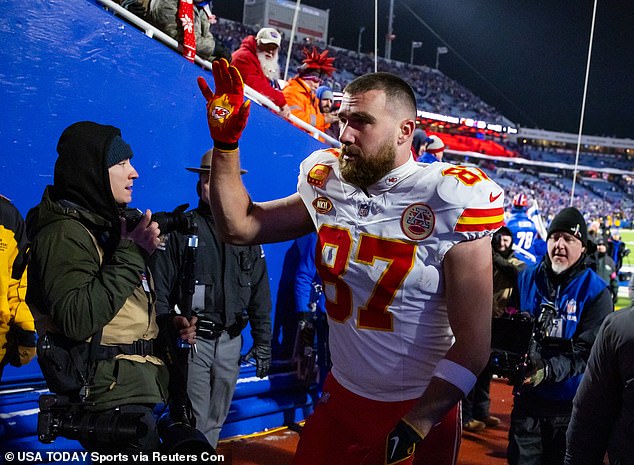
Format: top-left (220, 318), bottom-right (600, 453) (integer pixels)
top-left (508, 206), bottom-right (613, 465)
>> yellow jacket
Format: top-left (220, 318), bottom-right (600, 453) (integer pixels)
top-left (0, 195), bottom-right (35, 370)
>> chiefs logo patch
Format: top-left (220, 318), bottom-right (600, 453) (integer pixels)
top-left (211, 106), bottom-right (230, 120)
top-left (312, 196), bottom-right (333, 214)
top-left (307, 164), bottom-right (331, 188)
top-left (401, 203), bottom-right (435, 240)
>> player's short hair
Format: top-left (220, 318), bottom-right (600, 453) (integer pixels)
top-left (344, 72), bottom-right (417, 118)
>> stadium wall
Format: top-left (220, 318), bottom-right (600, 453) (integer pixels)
top-left (1, 0), bottom-right (324, 451)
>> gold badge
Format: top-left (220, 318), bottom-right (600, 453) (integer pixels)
top-left (307, 164), bottom-right (331, 188)
top-left (313, 197), bottom-right (333, 214)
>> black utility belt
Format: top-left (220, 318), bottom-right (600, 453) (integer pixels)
top-left (197, 319), bottom-right (243, 340)
top-left (96, 339), bottom-right (154, 360)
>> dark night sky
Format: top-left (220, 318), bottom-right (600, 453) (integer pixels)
top-left (214, 0), bottom-right (634, 140)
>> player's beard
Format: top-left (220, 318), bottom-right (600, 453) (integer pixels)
top-left (339, 141), bottom-right (396, 189)
top-left (257, 50), bottom-right (281, 81)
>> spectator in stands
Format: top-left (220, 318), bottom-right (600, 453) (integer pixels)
top-left (114, 0), bottom-right (150, 19)
top-left (150, 149), bottom-right (272, 448)
top-left (565, 306), bottom-right (634, 465)
top-left (282, 47), bottom-right (338, 134)
top-left (586, 238), bottom-right (619, 304)
top-left (231, 27), bottom-right (290, 118)
top-left (411, 127), bottom-right (427, 157)
top-left (507, 206), bottom-right (613, 465)
top-left (316, 85), bottom-right (334, 115)
top-left (114, 0), bottom-right (147, 18)
top-left (463, 226), bottom-right (524, 433)
top-left (148, 0), bottom-right (230, 62)
top-left (0, 195), bottom-right (35, 381)
top-left (506, 193), bottom-right (547, 265)
top-left (418, 135), bottom-right (445, 163)
top-left (315, 85), bottom-right (339, 140)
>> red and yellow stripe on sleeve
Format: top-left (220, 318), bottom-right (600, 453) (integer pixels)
top-left (455, 206), bottom-right (505, 232)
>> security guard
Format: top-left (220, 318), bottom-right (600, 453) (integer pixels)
top-left (151, 149), bottom-right (272, 448)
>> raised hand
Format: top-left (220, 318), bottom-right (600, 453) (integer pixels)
top-left (197, 58), bottom-right (251, 151)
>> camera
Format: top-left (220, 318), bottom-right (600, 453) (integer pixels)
top-left (489, 312), bottom-right (534, 386)
top-left (489, 303), bottom-right (572, 390)
top-left (157, 411), bottom-right (215, 454)
top-left (122, 204), bottom-right (194, 235)
top-left (38, 394), bottom-right (146, 444)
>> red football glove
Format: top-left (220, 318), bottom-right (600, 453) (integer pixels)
top-left (197, 58), bottom-right (251, 151)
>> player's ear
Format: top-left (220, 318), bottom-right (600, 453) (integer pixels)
top-left (398, 119), bottom-right (416, 145)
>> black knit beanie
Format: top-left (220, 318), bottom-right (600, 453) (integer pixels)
top-left (547, 207), bottom-right (587, 244)
top-left (106, 135), bottom-right (133, 167)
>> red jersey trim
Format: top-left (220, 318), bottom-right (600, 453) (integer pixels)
top-left (455, 207), bottom-right (505, 232)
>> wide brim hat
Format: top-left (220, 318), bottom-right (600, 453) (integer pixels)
top-left (186, 149), bottom-right (247, 174)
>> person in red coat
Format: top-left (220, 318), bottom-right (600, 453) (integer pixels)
top-left (231, 27), bottom-right (290, 118)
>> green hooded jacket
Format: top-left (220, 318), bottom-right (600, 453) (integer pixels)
top-left (27, 122), bottom-right (168, 410)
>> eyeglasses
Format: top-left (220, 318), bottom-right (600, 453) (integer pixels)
top-left (302, 75), bottom-right (322, 84)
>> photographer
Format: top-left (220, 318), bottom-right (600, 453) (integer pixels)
top-left (26, 121), bottom-right (196, 453)
top-left (585, 238), bottom-right (619, 304)
top-left (507, 207), bottom-right (613, 465)
top-left (149, 149), bottom-right (272, 448)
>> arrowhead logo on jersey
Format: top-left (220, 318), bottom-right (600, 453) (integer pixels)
top-left (401, 203), bottom-right (435, 240)
top-left (307, 163), bottom-right (331, 188)
top-left (312, 196), bottom-right (333, 214)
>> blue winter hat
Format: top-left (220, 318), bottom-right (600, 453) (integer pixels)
top-left (316, 85), bottom-right (333, 101)
top-left (106, 135), bottom-right (133, 167)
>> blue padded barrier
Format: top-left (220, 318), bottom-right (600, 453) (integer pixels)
top-left (1, 0), bottom-right (326, 446)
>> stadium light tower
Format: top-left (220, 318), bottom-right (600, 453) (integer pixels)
top-left (357, 26), bottom-right (366, 54)
top-left (435, 46), bottom-right (448, 70)
top-left (385, 0), bottom-right (394, 59)
top-left (410, 41), bottom-right (422, 65)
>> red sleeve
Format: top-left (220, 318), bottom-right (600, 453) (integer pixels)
top-left (232, 51), bottom-right (287, 109)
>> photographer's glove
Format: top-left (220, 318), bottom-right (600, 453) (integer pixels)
top-left (243, 343), bottom-right (271, 378)
top-left (197, 59), bottom-right (251, 152)
top-left (523, 358), bottom-right (550, 387)
top-left (6, 326), bottom-right (37, 367)
top-left (385, 419), bottom-right (424, 465)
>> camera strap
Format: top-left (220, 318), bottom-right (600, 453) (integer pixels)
top-left (77, 329), bottom-right (103, 400)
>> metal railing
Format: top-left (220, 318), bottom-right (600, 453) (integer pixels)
top-left (96, 0), bottom-right (340, 147)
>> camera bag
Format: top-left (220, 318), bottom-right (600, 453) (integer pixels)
top-left (37, 330), bottom-right (102, 396)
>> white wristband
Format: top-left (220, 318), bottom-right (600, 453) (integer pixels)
top-left (431, 359), bottom-right (477, 396)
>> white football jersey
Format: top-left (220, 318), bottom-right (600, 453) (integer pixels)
top-left (297, 149), bottom-right (505, 401)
